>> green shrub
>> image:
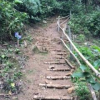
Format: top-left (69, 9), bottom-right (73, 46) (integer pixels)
top-left (69, 10), bottom-right (100, 37)
top-left (75, 82), bottom-right (91, 100)
top-left (40, 0), bottom-right (61, 17)
top-left (0, 0), bottom-right (28, 40)
top-left (14, 0), bottom-right (41, 21)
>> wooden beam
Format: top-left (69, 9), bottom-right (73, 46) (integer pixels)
top-left (46, 76), bottom-right (71, 80)
top-left (60, 38), bottom-right (81, 66)
top-left (47, 68), bottom-right (70, 71)
top-left (54, 56), bottom-right (65, 59)
top-left (39, 83), bottom-right (71, 89)
top-left (51, 49), bottom-right (66, 52)
top-left (44, 62), bottom-right (66, 65)
top-left (56, 53), bottom-right (67, 55)
top-left (88, 84), bottom-right (97, 100)
top-left (34, 95), bottom-right (73, 100)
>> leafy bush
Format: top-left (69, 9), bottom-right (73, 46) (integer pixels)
top-left (14, 0), bottom-right (42, 21)
top-left (69, 10), bottom-right (100, 37)
top-left (72, 43), bottom-right (100, 91)
top-left (0, 0), bottom-right (28, 40)
top-left (75, 82), bottom-right (91, 100)
top-left (0, 47), bottom-right (23, 93)
top-left (40, 0), bottom-right (61, 17)
top-left (14, 0), bottom-right (62, 21)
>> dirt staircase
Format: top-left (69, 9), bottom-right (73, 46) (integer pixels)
top-left (33, 31), bottom-right (75, 100)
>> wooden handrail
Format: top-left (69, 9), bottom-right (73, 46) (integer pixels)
top-left (56, 15), bottom-right (69, 20)
top-left (60, 38), bottom-right (81, 66)
top-left (57, 17), bottom-right (100, 78)
top-left (88, 84), bottom-right (97, 100)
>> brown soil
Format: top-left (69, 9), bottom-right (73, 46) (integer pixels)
top-left (10, 18), bottom-right (74, 100)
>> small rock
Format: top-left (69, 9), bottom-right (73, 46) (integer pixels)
top-left (12, 96), bottom-right (18, 100)
top-left (43, 20), bottom-right (47, 24)
top-left (24, 40), bottom-right (27, 48)
top-left (49, 65), bottom-right (55, 69)
top-left (67, 87), bottom-right (75, 94)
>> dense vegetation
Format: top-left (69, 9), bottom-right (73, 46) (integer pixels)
top-left (0, 0), bottom-right (100, 99)
top-left (0, 0), bottom-right (28, 40)
top-left (0, 0), bottom-right (100, 40)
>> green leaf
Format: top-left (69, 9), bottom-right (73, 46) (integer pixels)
top-left (86, 76), bottom-right (96, 84)
top-left (94, 59), bottom-right (100, 67)
top-left (1, 55), bottom-right (5, 58)
top-left (72, 72), bottom-right (84, 78)
top-left (91, 82), bottom-right (100, 91)
top-left (92, 45), bottom-right (100, 52)
top-left (80, 65), bottom-right (87, 72)
top-left (14, 0), bottom-right (23, 4)
top-left (83, 71), bottom-right (90, 77)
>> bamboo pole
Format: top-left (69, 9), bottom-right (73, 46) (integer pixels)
top-left (56, 15), bottom-right (69, 20)
top-left (68, 26), bottom-right (73, 59)
top-left (57, 17), bottom-right (60, 32)
top-left (57, 18), bottom-right (100, 77)
top-left (60, 18), bottom-right (69, 26)
top-left (62, 29), bottom-right (100, 77)
top-left (60, 38), bottom-right (81, 66)
top-left (88, 84), bottom-right (97, 100)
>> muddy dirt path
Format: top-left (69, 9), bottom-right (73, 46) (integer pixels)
top-left (18, 18), bottom-right (74, 100)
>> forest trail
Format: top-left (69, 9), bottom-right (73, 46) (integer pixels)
top-left (18, 18), bottom-right (75, 100)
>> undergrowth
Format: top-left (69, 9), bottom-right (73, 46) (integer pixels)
top-left (71, 35), bottom-right (100, 99)
top-left (0, 44), bottom-right (26, 94)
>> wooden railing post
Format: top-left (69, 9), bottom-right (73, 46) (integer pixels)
top-left (68, 26), bottom-right (73, 59)
top-left (57, 16), bottom-right (60, 32)
top-left (88, 84), bottom-right (97, 100)
top-left (99, 90), bottom-right (100, 100)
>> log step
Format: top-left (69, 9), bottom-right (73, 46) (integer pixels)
top-left (47, 68), bottom-right (70, 71)
top-left (54, 57), bottom-right (65, 59)
top-left (51, 49), bottom-right (66, 52)
top-left (56, 53), bottom-right (67, 55)
top-left (44, 62), bottom-right (66, 65)
top-left (34, 95), bottom-right (73, 100)
top-left (46, 76), bottom-right (71, 80)
top-left (39, 83), bottom-right (71, 89)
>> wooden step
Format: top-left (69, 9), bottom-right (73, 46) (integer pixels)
top-left (34, 95), bottom-right (73, 100)
top-left (44, 62), bottom-right (66, 65)
top-left (46, 76), bottom-right (71, 80)
top-left (49, 65), bottom-right (69, 70)
top-left (39, 83), bottom-right (71, 89)
top-left (56, 53), bottom-right (67, 55)
top-left (51, 49), bottom-right (66, 52)
top-left (47, 68), bottom-right (70, 71)
top-left (54, 57), bottom-right (65, 59)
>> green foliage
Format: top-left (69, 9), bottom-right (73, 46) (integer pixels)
top-left (75, 45), bottom-right (100, 70)
top-left (0, 46), bottom-right (23, 93)
top-left (15, 0), bottom-right (61, 20)
top-left (78, 34), bottom-right (85, 42)
top-left (14, 0), bottom-right (42, 21)
top-left (72, 42), bottom-right (100, 92)
top-left (1, 0), bottom-right (100, 40)
top-left (69, 10), bottom-right (100, 36)
top-left (75, 82), bottom-right (91, 100)
top-left (40, 0), bottom-right (61, 17)
top-left (0, 0), bottom-right (28, 40)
